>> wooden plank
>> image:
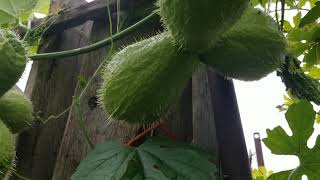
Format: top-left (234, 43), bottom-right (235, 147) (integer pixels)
top-left (35, 0), bottom-right (155, 36)
top-left (208, 71), bottom-right (253, 180)
top-left (192, 65), bottom-right (219, 156)
top-left (11, 1), bottom-right (94, 179)
top-left (52, 2), bottom-right (161, 179)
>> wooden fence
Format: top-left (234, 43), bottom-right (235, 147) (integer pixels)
top-left (11, 0), bottom-right (252, 179)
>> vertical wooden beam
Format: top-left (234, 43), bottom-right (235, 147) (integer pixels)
top-left (12, 1), bottom-right (93, 179)
top-left (209, 71), bottom-right (253, 180)
top-left (52, 2), bottom-right (161, 179)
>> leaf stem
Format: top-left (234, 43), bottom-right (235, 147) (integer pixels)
top-left (28, 12), bottom-right (158, 60)
top-left (127, 123), bottom-right (164, 146)
top-left (280, 0), bottom-right (285, 31)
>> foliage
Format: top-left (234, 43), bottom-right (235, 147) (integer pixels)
top-left (252, 166), bottom-right (273, 180)
top-left (0, 0), bottom-right (50, 25)
top-left (71, 137), bottom-right (218, 180)
top-left (250, 0), bottom-right (320, 179)
top-left (263, 100), bottom-right (320, 179)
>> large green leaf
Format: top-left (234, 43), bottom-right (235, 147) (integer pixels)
top-left (303, 45), bottom-right (319, 66)
top-left (0, 0), bottom-right (38, 25)
top-left (71, 137), bottom-right (218, 180)
top-left (33, 0), bottom-right (51, 14)
top-left (299, 1), bottom-right (320, 28)
top-left (11, 0), bottom-right (38, 13)
top-left (0, 1), bottom-right (17, 24)
top-left (263, 100), bottom-right (320, 179)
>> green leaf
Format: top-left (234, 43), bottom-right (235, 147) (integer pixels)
top-left (299, 1), bottom-right (320, 28)
top-left (283, 20), bottom-right (293, 32)
top-left (268, 170), bottom-right (292, 180)
top-left (0, 1), bottom-right (17, 24)
top-left (297, 0), bottom-right (307, 8)
top-left (263, 100), bottom-right (320, 179)
top-left (251, 0), bottom-right (260, 6)
top-left (310, 0), bottom-right (317, 7)
top-left (293, 12), bottom-right (302, 27)
top-left (316, 114), bottom-right (320, 124)
top-left (259, 0), bottom-right (268, 7)
top-left (71, 137), bottom-right (218, 180)
top-left (33, 0), bottom-right (51, 14)
top-left (11, 0), bottom-right (38, 13)
top-left (288, 41), bottom-right (309, 57)
top-left (286, 0), bottom-right (295, 8)
top-left (304, 45), bottom-right (319, 66)
top-left (304, 66), bottom-right (320, 79)
top-left (252, 166), bottom-right (273, 180)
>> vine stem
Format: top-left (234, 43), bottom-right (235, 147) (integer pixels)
top-left (28, 12), bottom-right (158, 60)
top-left (126, 123), bottom-right (176, 146)
top-left (280, 0), bottom-right (285, 31)
top-left (127, 123), bottom-right (164, 146)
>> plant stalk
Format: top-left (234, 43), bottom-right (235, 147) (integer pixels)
top-left (29, 12), bottom-right (158, 60)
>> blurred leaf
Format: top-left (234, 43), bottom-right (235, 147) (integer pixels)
top-left (287, 28), bottom-right (303, 41)
top-left (286, 0), bottom-right (295, 8)
top-left (299, 2), bottom-right (320, 28)
top-left (0, 1), bottom-right (17, 25)
top-left (11, 0), bottom-right (38, 13)
top-left (71, 137), bottom-right (218, 180)
top-left (303, 45), bottom-right (318, 66)
top-left (297, 0), bottom-right (307, 8)
top-left (316, 113), bottom-right (320, 124)
top-left (305, 66), bottom-right (320, 79)
top-left (288, 41), bottom-right (309, 57)
top-left (288, 24), bottom-right (320, 43)
top-left (33, 0), bottom-right (51, 14)
top-left (310, 0), bottom-right (317, 7)
top-left (264, 100), bottom-right (319, 179)
top-left (293, 12), bottom-right (302, 27)
top-left (261, 0), bottom-right (268, 7)
top-left (283, 95), bottom-right (294, 106)
top-left (251, 0), bottom-right (260, 6)
top-left (252, 166), bottom-right (273, 180)
top-left (268, 171), bottom-right (292, 180)
top-left (283, 20), bottom-right (293, 32)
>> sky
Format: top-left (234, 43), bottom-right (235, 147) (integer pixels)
top-left (15, 0), bottom-right (319, 177)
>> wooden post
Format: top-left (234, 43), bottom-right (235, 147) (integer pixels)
top-left (12, 0), bottom-right (94, 179)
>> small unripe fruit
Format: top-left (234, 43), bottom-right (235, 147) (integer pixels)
top-left (99, 33), bottom-right (199, 124)
top-left (0, 88), bottom-right (34, 134)
top-left (201, 6), bottom-right (287, 81)
top-left (158, 0), bottom-right (249, 52)
top-left (0, 30), bottom-right (27, 98)
top-left (0, 120), bottom-right (15, 179)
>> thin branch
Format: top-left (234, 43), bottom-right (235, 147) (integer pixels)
top-left (127, 123), bottom-right (164, 146)
top-left (275, 0), bottom-right (280, 29)
top-left (280, 0), bottom-right (286, 31)
top-left (269, 8), bottom-right (309, 13)
top-left (29, 12), bottom-right (158, 60)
